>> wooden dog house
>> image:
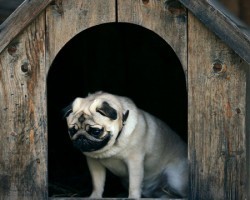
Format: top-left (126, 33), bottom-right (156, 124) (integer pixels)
top-left (0, 0), bottom-right (249, 199)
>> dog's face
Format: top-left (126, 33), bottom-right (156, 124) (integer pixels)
top-left (63, 92), bottom-right (129, 152)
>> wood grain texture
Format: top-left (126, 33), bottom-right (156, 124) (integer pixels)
top-left (247, 63), bottom-right (250, 199)
top-left (188, 12), bottom-right (247, 199)
top-left (0, 0), bottom-right (116, 198)
top-left (117, 0), bottom-right (187, 76)
top-left (0, 0), bottom-right (53, 54)
top-left (179, 0), bottom-right (250, 65)
top-left (0, 13), bottom-right (47, 199)
top-left (45, 0), bottom-right (116, 67)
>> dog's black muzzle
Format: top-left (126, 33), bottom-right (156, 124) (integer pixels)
top-left (72, 133), bottom-right (111, 152)
top-left (68, 125), bottom-right (111, 152)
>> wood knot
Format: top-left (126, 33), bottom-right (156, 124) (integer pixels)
top-left (21, 62), bottom-right (31, 76)
top-left (165, 0), bottom-right (186, 16)
top-left (21, 63), bottom-right (29, 73)
top-left (212, 61), bottom-right (227, 75)
top-left (52, 0), bottom-right (64, 15)
top-left (142, 0), bottom-right (149, 4)
top-left (8, 45), bottom-right (17, 56)
top-left (8, 40), bottom-right (19, 56)
top-left (235, 108), bottom-right (241, 114)
top-left (36, 158), bottom-right (41, 164)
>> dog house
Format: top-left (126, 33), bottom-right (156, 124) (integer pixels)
top-left (0, 0), bottom-right (250, 199)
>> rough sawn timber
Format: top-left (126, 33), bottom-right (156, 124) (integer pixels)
top-left (188, 12), bottom-right (247, 199)
top-left (0, 0), bottom-right (115, 199)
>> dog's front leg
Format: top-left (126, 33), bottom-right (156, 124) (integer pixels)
top-left (127, 156), bottom-right (144, 198)
top-left (86, 157), bottom-right (106, 198)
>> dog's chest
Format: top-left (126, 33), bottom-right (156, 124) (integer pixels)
top-left (100, 158), bottom-right (128, 177)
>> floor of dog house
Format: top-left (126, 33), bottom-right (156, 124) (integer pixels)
top-left (47, 23), bottom-right (187, 197)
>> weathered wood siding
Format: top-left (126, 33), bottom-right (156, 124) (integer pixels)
top-left (0, 0), bottom-right (115, 199)
top-left (247, 64), bottom-right (250, 199)
top-left (45, 0), bottom-right (116, 67)
top-left (0, 0), bottom-right (249, 199)
top-left (0, 13), bottom-right (47, 199)
top-left (117, 0), bottom-right (187, 77)
top-left (188, 12), bottom-right (248, 199)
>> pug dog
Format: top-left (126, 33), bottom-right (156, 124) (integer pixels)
top-left (63, 91), bottom-right (188, 198)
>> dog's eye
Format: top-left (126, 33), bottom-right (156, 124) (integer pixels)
top-left (87, 127), bottom-right (104, 137)
top-left (78, 114), bottom-right (85, 123)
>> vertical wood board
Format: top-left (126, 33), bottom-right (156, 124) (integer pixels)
top-left (45, 0), bottom-right (116, 68)
top-left (0, 13), bottom-right (47, 199)
top-left (117, 0), bottom-right (187, 77)
top-left (188, 12), bottom-right (247, 199)
top-left (247, 64), bottom-right (250, 199)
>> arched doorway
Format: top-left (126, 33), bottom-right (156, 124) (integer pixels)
top-left (47, 23), bottom-right (187, 197)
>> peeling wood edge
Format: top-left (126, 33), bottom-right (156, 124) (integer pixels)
top-left (179, 0), bottom-right (250, 64)
top-left (0, 0), bottom-right (53, 54)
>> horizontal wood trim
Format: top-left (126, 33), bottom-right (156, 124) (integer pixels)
top-left (0, 0), bottom-right (52, 54)
top-left (179, 0), bottom-right (250, 64)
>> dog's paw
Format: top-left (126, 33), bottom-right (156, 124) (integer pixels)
top-left (89, 191), bottom-right (102, 198)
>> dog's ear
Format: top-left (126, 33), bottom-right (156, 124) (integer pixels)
top-left (61, 102), bottom-right (73, 118)
top-left (123, 110), bottom-right (129, 124)
top-left (96, 101), bottom-right (117, 120)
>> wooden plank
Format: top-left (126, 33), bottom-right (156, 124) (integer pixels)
top-left (247, 64), bottom-right (250, 199)
top-left (0, 0), bottom-right (52, 54)
top-left (117, 0), bottom-right (187, 76)
top-left (188, 12), bottom-right (247, 199)
top-left (179, 0), bottom-right (250, 65)
top-left (46, 0), bottom-right (116, 198)
top-left (0, 13), bottom-right (47, 199)
top-left (45, 0), bottom-right (116, 66)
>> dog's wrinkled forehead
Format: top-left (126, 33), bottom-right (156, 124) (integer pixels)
top-left (63, 97), bottom-right (118, 121)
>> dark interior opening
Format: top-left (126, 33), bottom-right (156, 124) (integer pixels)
top-left (47, 23), bottom-right (187, 197)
